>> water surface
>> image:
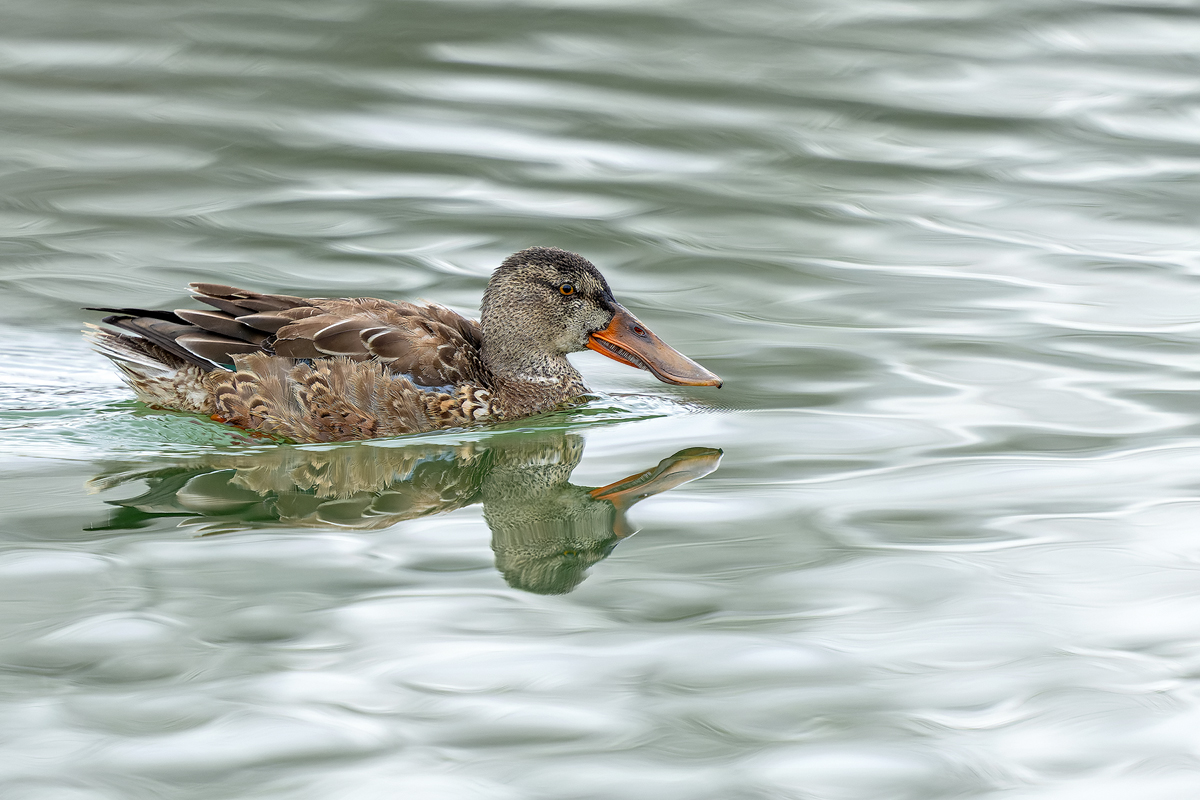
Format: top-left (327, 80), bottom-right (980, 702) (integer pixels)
top-left (3, 0), bottom-right (1200, 797)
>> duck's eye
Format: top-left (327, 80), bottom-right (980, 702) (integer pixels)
top-left (559, 283), bottom-right (575, 296)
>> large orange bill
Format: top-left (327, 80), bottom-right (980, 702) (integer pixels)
top-left (586, 304), bottom-right (722, 387)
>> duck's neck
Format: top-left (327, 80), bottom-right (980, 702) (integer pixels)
top-left (479, 279), bottom-right (591, 417)
top-left (482, 347), bottom-right (588, 418)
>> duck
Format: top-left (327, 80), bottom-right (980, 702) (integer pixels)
top-left (85, 247), bottom-right (721, 442)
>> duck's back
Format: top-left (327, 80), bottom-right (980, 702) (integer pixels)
top-left (86, 284), bottom-right (498, 442)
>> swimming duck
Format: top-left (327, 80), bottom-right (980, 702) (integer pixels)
top-left (85, 247), bottom-right (721, 442)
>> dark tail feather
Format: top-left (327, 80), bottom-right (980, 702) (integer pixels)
top-left (85, 307), bottom-right (187, 324)
top-left (92, 312), bottom-right (219, 370)
top-left (84, 324), bottom-right (187, 376)
top-left (88, 296), bottom-right (282, 369)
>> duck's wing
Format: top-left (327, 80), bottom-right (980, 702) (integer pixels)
top-left (107, 284), bottom-right (487, 389)
top-left (257, 296), bottom-right (486, 389)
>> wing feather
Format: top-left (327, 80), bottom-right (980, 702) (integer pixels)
top-left (174, 308), bottom-right (269, 344)
top-left (313, 318), bottom-right (374, 358)
top-left (237, 307), bottom-right (324, 333)
top-left (190, 283), bottom-right (315, 313)
top-left (100, 285), bottom-right (488, 389)
top-left (268, 299), bottom-right (487, 388)
top-left (176, 333), bottom-right (265, 364)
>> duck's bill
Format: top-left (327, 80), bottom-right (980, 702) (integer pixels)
top-left (586, 304), bottom-right (722, 387)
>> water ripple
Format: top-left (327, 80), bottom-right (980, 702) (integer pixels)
top-left (2, 0), bottom-right (1200, 796)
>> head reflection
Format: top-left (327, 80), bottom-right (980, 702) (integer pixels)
top-left (91, 433), bottom-right (721, 595)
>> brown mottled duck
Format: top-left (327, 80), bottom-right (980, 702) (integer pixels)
top-left (85, 247), bottom-right (721, 442)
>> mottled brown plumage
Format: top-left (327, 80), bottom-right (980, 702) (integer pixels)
top-left (85, 247), bottom-right (721, 443)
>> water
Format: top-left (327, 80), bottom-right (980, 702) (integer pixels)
top-left (3, 0), bottom-right (1200, 796)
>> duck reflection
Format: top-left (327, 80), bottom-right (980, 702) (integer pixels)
top-left (89, 433), bottom-right (721, 594)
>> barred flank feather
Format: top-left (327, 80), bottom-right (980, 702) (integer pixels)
top-left (206, 354), bottom-right (471, 442)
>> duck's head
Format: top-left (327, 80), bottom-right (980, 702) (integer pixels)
top-left (481, 247), bottom-right (722, 387)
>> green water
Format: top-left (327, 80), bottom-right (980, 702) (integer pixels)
top-left (3, 0), bottom-right (1200, 797)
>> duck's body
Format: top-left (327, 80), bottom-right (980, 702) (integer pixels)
top-left (86, 247), bottom-right (720, 442)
